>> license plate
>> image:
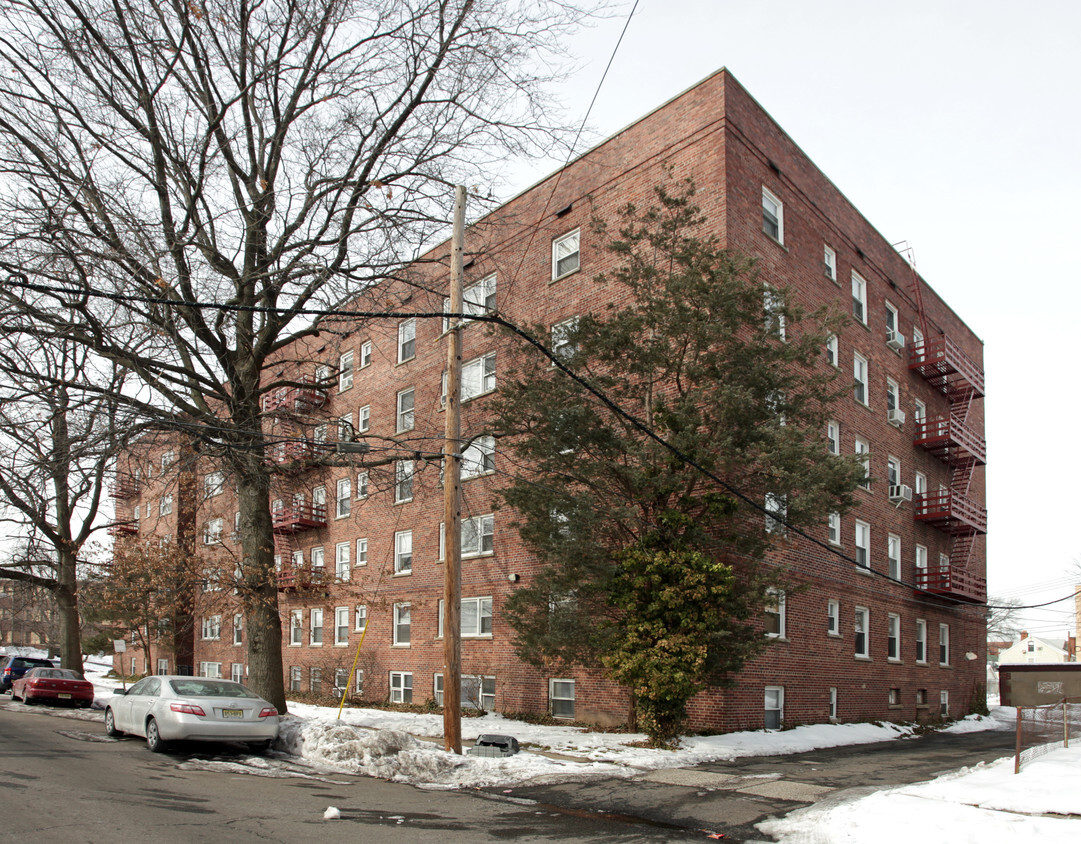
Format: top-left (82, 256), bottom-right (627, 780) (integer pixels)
top-left (222, 709), bottom-right (243, 719)
top-left (57, 693), bottom-right (71, 699)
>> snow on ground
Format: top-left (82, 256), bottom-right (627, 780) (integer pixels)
top-left (758, 745), bottom-right (1081, 843)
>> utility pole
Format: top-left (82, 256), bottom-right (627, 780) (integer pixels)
top-left (443, 185), bottom-right (466, 754)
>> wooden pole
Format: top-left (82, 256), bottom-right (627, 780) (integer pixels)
top-left (443, 186), bottom-right (466, 754)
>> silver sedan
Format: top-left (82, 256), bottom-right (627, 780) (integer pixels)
top-left (105, 675), bottom-right (279, 753)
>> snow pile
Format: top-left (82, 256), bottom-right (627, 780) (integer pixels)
top-left (322, 807), bottom-right (340, 820)
top-left (759, 745), bottom-right (1081, 843)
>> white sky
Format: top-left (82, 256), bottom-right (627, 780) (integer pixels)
top-left (503, 0), bottom-right (1081, 640)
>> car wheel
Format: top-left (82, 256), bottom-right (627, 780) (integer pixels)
top-left (145, 717), bottom-right (167, 753)
top-left (104, 708), bottom-right (123, 737)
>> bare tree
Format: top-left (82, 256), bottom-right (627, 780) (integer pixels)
top-left (0, 333), bottom-right (127, 670)
top-left (986, 596), bottom-right (1023, 642)
top-left (0, 0), bottom-right (589, 710)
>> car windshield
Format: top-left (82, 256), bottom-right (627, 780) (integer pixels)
top-left (169, 679), bottom-right (260, 699)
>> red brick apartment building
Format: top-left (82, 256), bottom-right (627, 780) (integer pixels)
top-left (111, 69), bottom-right (987, 732)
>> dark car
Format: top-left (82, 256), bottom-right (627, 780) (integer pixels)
top-left (0, 656), bottom-right (55, 694)
top-left (12, 667), bottom-right (95, 708)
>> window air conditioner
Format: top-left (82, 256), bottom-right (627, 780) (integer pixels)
top-left (889, 484), bottom-right (913, 503)
top-left (886, 329), bottom-right (906, 351)
top-left (888, 409), bottom-right (906, 427)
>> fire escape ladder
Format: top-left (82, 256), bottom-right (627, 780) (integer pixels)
top-left (950, 533), bottom-right (976, 572)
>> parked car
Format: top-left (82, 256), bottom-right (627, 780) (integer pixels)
top-left (105, 675), bottom-right (279, 753)
top-left (11, 667), bottom-right (95, 708)
top-left (0, 655), bottom-right (55, 694)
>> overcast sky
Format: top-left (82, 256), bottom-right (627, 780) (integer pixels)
top-left (504, 0), bottom-right (1081, 640)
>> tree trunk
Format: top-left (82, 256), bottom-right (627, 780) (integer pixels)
top-left (54, 554), bottom-right (82, 672)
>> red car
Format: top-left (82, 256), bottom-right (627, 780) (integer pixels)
top-left (12, 667), bottom-right (95, 708)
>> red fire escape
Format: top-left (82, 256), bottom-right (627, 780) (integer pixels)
top-left (905, 253), bottom-right (987, 603)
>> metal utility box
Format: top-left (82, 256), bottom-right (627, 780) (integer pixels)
top-left (467, 734), bottom-right (520, 757)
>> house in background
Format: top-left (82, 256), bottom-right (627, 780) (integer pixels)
top-left (996, 631), bottom-right (1073, 665)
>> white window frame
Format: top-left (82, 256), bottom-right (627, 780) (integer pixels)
top-left (461, 514), bottom-right (494, 558)
top-left (335, 541), bottom-right (350, 582)
top-left (205, 471), bottom-right (224, 498)
top-left (393, 603), bottom-right (411, 646)
top-left (940, 690), bottom-right (949, 717)
top-left (552, 229), bottom-right (581, 280)
top-left (829, 687), bottom-right (838, 720)
top-left (914, 399), bottom-right (927, 425)
top-left (851, 271), bottom-right (867, 324)
top-left (826, 334), bottom-right (838, 367)
top-left (462, 435), bottom-right (496, 479)
top-left (360, 340), bottom-right (372, 368)
top-left (885, 300), bottom-right (900, 344)
top-left (854, 607), bottom-right (870, 658)
top-left (823, 244), bottom-right (837, 281)
top-left (549, 678), bottom-right (575, 719)
top-left (356, 538), bottom-right (368, 568)
top-left (764, 287), bottom-right (785, 340)
top-left (336, 477), bottom-right (351, 518)
top-left (444, 274), bottom-right (497, 330)
top-left (828, 512), bottom-right (841, 545)
top-left (886, 378), bottom-right (900, 414)
top-left (551, 316), bottom-right (580, 362)
top-left (762, 187), bottom-right (784, 243)
top-left (395, 459), bottom-right (414, 503)
top-left (310, 667), bottom-right (322, 693)
top-left (289, 666), bottom-right (302, 691)
top-left (390, 671), bottom-right (413, 703)
top-left (357, 405), bottom-right (370, 433)
top-left (912, 613), bottom-right (929, 661)
top-left (854, 520), bottom-right (870, 569)
top-left (201, 615), bottom-right (221, 641)
top-left (887, 533), bottom-right (902, 580)
top-left (311, 546), bottom-right (325, 571)
top-left (398, 318), bottom-right (416, 363)
top-left (438, 596), bottom-right (494, 638)
top-left (230, 663), bottom-right (244, 683)
top-left (855, 438), bottom-right (870, 489)
top-left (827, 420), bottom-right (840, 455)
top-left (827, 599), bottom-right (840, 636)
top-left (764, 685), bottom-right (784, 730)
top-left (394, 530), bottom-right (412, 574)
top-left (853, 352), bottom-right (869, 406)
top-left (764, 589), bottom-right (786, 639)
top-left (396, 387), bottom-right (415, 432)
top-left (915, 472), bottom-right (927, 496)
top-left (338, 350), bottom-right (354, 391)
top-left (310, 608), bottom-right (323, 646)
top-left (888, 613), bottom-right (901, 661)
top-left (200, 662), bottom-right (222, 679)
top-left (233, 613), bottom-right (243, 646)
top-left (915, 544), bottom-right (928, 572)
top-left (354, 605), bottom-right (367, 632)
top-left (356, 471), bottom-right (369, 500)
top-left (161, 450), bottom-right (175, 471)
top-left (289, 611), bottom-right (302, 646)
top-left (765, 493), bottom-right (787, 535)
top-left (203, 517), bottom-right (224, 546)
top-left (334, 607), bottom-right (349, 646)
top-left (460, 352), bottom-right (497, 402)
top-left (939, 623), bottom-right (950, 665)
top-left (887, 455), bottom-right (901, 487)
top-left (159, 495), bottom-right (173, 516)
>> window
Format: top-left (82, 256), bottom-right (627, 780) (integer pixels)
top-left (393, 603), bottom-right (411, 645)
top-left (336, 478), bottom-right (351, 518)
top-left (360, 340), bottom-right (372, 368)
top-left (311, 546), bottom-right (325, 570)
top-left (887, 456), bottom-right (901, 488)
top-left (887, 533), bottom-right (902, 579)
top-left (939, 623), bottom-right (950, 665)
top-left (157, 658), bottom-right (169, 676)
top-left (829, 687), bottom-right (838, 719)
top-left (310, 609), bottom-right (323, 646)
top-left (338, 350), bottom-right (354, 391)
top-left (390, 671), bottom-right (413, 703)
top-left (314, 423), bottom-right (328, 446)
top-left (854, 520), bottom-right (870, 569)
top-left (914, 399), bottom-right (926, 425)
top-left (201, 615), bottom-right (221, 640)
top-left (885, 301), bottom-right (900, 347)
top-left (765, 493), bottom-right (787, 535)
top-left (354, 405), bottom-right (368, 434)
top-left (200, 662), bottom-right (222, 679)
top-left (853, 353), bottom-right (869, 405)
top-left (827, 420), bottom-right (840, 454)
top-left (233, 614), bottom-right (243, 646)
top-left (552, 230), bottom-right (580, 280)
top-left (203, 517), bottom-right (224, 546)
top-left (888, 687), bottom-right (901, 706)
top-left (438, 596), bottom-right (494, 638)
top-left (915, 619), bottom-right (927, 663)
top-left (356, 538), bottom-right (368, 567)
top-left (398, 318), bottom-right (416, 363)
top-left (336, 413), bottom-right (353, 444)
top-left (396, 388), bottom-right (415, 432)
top-left (826, 334), bottom-right (838, 367)
top-left (444, 274), bottom-right (497, 330)
top-left (764, 686), bottom-right (784, 729)
top-left (886, 378), bottom-right (900, 416)
top-left (159, 495), bottom-right (173, 516)
top-left (161, 450), bottom-right (175, 471)
top-left (310, 667), bottom-right (322, 693)
top-left (334, 668), bottom-right (349, 693)
top-left (855, 438), bottom-right (870, 489)
top-left (354, 605), bottom-right (367, 632)
top-left (915, 472), bottom-right (927, 496)
top-left (827, 599), bottom-right (840, 635)
top-left (888, 613), bottom-right (901, 661)
top-left (551, 317), bottom-right (579, 362)
top-left (764, 287), bottom-right (785, 339)
top-left (335, 607), bottom-right (349, 645)
top-left (549, 678), bottom-right (575, 718)
top-left (462, 436), bottom-right (496, 478)
top-left (205, 471), bottom-right (224, 498)
top-left (434, 674), bottom-right (496, 710)
top-left (312, 485), bottom-right (326, 509)
top-left (461, 353), bottom-right (496, 401)
top-left (851, 271), bottom-right (867, 324)
top-left (355, 669), bottom-right (365, 697)
top-left (761, 187), bottom-right (783, 243)
top-left (335, 542), bottom-right (350, 581)
top-left (828, 512), bottom-right (841, 545)
top-left (912, 324), bottom-right (924, 350)
top-left (395, 459), bottom-right (414, 503)
top-left (290, 666), bottom-right (302, 692)
top-left (823, 244), bottom-right (837, 281)
top-left (854, 607), bottom-right (870, 658)
top-left (916, 688), bottom-right (927, 706)
top-left (394, 530), bottom-right (412, 574)
top-left (231, 663), bottom-right (244, 683)
top-left (764, 589), bottom-right (786, 638)
top-left (356, 471), bottom-right (369, 500)
top-left (462, 514), bottom-right (494, 557)
top-left (915, 544), bottom-right (928, 572)
top-left (940, 690), bottom-right (949, 717)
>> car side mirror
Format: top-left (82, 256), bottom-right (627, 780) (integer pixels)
top-left (112, 688), bottom-right (127, 695)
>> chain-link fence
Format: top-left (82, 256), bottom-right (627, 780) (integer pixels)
top-left (1014, 698), bottom-right (1081, 773)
